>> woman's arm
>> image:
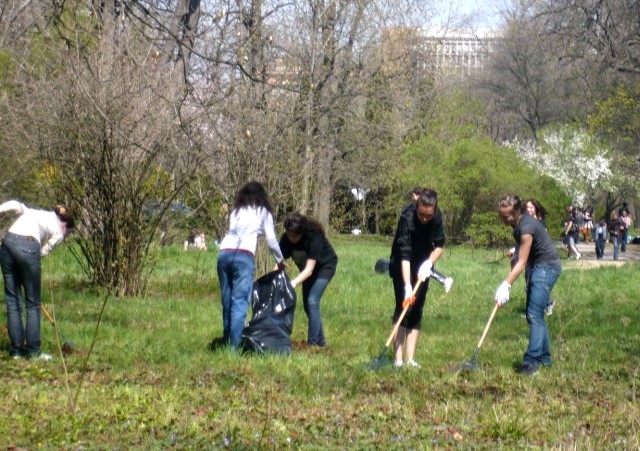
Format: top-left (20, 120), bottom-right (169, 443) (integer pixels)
top-left (291, 259), bottom-right (317, 288)
top-left (0, 200), bottom-right (25, 216)
top-left (505, 234), bottom-right (532, 285)
top-left (263, 212), bottom-right (284, 263)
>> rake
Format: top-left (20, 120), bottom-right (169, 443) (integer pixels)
top-left (369, 279), bottom-right (424, 370)
top-left (456, 303), bottom-right (499, 372)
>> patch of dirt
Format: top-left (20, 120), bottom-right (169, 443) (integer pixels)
top-left (562, 241), bottom-right (640, 269)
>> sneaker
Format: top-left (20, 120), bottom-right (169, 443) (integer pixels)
top-left (444, 277), bottom-right (454, 294)
top-left (515, 362), bottom-right (538, 376)
top-left (545, 299), bottom-right (555, 316)
top-left (393, 360), bottom-right (403, 368)
top-left (11, 354), bottom-right (23, 360)
top-left (29, 352), bottom-right (52, 361)
top-left (406, 359), bottom-right (421, 369)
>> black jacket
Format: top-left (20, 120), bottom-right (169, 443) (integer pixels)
top-left (389, 204), bottom-right (446, 276)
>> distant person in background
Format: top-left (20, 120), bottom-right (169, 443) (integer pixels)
top-left (279, 212), bottom-right (338, 347)
top-left (216, 182), bottom-right (285, 348)
top-left (594, 218), bottom-right (607, 260)
top-left (194, 232), bottom-right (207, 251)
top-left (582, 206), bottom-right (593, 243)
top-left (495, 195), bottom-right (561, 376)
top-left (573, 207), bottom-right (584, 244)
top-left (389, 189), bottom-right (446, 369)
top-left (620, 208), bottom-right (631, 253)
top-left (183, 229), bottom-right (197, 251)
top-left (0, 201), bottom-right (75, 360)
top-left (607, 211), bottom-right (621, 261)
top-left (563, 206), bottom-right (581, 260)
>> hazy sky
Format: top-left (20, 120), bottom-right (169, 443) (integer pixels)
top-left (434, 0), bottom-right (505, 29)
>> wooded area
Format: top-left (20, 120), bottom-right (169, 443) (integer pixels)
top-left (0, 0), bottom-right (638, 294)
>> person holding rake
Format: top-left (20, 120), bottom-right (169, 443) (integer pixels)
top-left (495, 195), bottom-right (561, 376)
top-left (389, 189), bottom-right (446, 369)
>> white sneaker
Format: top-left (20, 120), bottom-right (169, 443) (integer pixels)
top-left (30, 353), bottom-right (52, 361)
top-left (393, 360), bottom-right (403, 368)
top-left (444, 277), bottom-right (454, 294)
top-left (406, 359), bottom-right (421, 369)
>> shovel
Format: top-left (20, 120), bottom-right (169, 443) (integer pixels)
top-left (369, 279), bottom-right (424, 370)
top-left (456, 303), bottom-right (499, 372)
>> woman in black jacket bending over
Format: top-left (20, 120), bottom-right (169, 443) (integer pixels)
top-left (279, 212), bottom-right (338, 348)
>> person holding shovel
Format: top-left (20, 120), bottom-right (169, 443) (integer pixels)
top-left (0, 200), bottom-right (75, 360)
top-left (216, 182), bottom-right (285, 349)
top-left (279, 212), bottom-right (338, 348)
top-left (389, 189), bottom-right (446, 368)
top-left (495, 195), bottom-right (561, 376)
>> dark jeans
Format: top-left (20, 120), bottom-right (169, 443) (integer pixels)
top-left (595, 235), bottom-right (605, 259)
top-left (524, 263), bottom-right (561, 367)
top-left (216, 250), bottom-right (255, 348)
top-left (612, 236), bottom-right (619, 260)
top-left (301, 277), bottom-right (331, 346)
top-left (621, 230), bottom-right (628, 252)
top-left (0, 233), bottom-right (42, 357)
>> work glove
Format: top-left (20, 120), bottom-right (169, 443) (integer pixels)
top-left (417, 259), bottom-right (433, 281)
top-left (402, 283), bottom-right (415, 309)
top-left (495, 281), bottom-right (511, 306)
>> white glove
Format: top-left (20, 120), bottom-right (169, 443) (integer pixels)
top-left (495, 281), bottom-right (511, 306)
top-left (404, 284), bottom-right (413, 300)
top-left (417, 260), bottom-right (433, 281)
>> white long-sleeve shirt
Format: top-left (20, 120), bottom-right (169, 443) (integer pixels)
top-left (219, 206), bottom-right (284, 262)
top-left (0, 200), bottom-right (65, 256)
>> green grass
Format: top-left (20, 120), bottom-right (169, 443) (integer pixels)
top-left (1, 236), bottom-right (639, 449)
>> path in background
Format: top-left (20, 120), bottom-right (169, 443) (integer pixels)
top-left (563, 240), bottom-right (640, 269)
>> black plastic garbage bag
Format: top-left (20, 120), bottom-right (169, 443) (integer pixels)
top-left (374, 258), bottom-right (390, 274)
top-left (241, 270), bottom-right (297, 355)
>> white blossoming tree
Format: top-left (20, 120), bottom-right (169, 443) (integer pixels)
top-left (504, 125), bottom-right (615, 207)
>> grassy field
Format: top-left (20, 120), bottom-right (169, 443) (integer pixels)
top-left (0, 235), bottom-right (639, 449)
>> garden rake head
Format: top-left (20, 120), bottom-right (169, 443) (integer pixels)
top-left (455, 303), bottom-right (499, 373)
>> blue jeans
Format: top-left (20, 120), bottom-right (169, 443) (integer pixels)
top-left (216, 251), bottom-right (255, 348)
top-left (0, 233), bottom-right (43, 357)
top-left (595, 235), bottom-right (605, 259)
top-left (524, 263), bottom-right (561, 367)
top-left (621, 230), bottom-right (628, 252)
top-left (612, 236), bottom-right (619, 260)
top-left (301, 277), bottom-right (331, 346)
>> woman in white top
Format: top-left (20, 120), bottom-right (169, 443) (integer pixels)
top-left (0, 201), bottom-right (75, 360)
top-left (216, 182), bottom-right (285, 348)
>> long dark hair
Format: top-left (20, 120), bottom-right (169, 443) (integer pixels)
top-left (233, 181), bottom-right (274, 214)
top-left (55, 205), bottom-right (75, 229)
top-left (284, 212), bottom-right (325, 236)
top-left (526, 198), bottom-right (546, 220)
